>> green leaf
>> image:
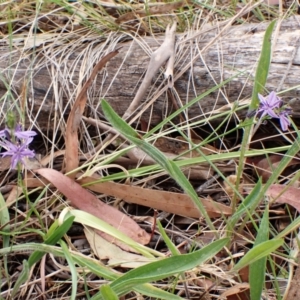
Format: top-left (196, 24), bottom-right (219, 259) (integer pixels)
top-left (157, 220), bottom-right (179, 256)
top-left (13, 216), bottom-right (75, 295)
top-left (235, 20), bottom-right (275, 214)
top-left (249, 207), bottom-right (269, 300)
top-left (12, 260), bottom-right (29, 298)
top-left (100, 285), bottom-right (119, 300)
top-left (0, 192), bottom-right (10, 277)
top-left (69, 209), bottom-right (158, 258)
top-left (28, 216), bottom-right (75, 266)
top-left (0, 192), bottom-right (10, 247)
top-left (60, 240), bottom-right (77, 300)
top-left (232, 239), bottom-right (283, 272)
top-left (0, 242), bottom-right (183, 300)
top-left (101, 100), bottom-right (216, 233)
top-left (227, 179), bottom-right (262, 231)
top-left (108, 238), bottom-right (229, 297)
top-left (250, 20), bottom-right (276, 109)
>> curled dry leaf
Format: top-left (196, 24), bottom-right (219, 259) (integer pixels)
top-left (266, 184), bottom-right (300, 212)
top-left (36, 168), bottom-right (151, 246)
top-left (64, 50), bottom-right (120, 176)
top-left (78, 177), bottom-right (232, 218)
top-left (84, 227), bottom-right (153, 268)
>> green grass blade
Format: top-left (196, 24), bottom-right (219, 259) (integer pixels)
top-left (250, 20), bottom-right (276, 109)
top-left (157, 220), bottom-right (179, 256)
top-left (249, 207), bottom-right (269, 300)
top-left (235, 19), bottom-right (276, 213)
top-left (92, 145), bottom-right (290, 183)
top-left (11, 260), bottom-right (29, 298)
top-left (227, 179), bottom-right (262, 232)
top-left (227, 180), bottom-right (262, 231)
top-left (0, 192), bottom-right (10, 278)
top-left (276, 215), bottom-right (300, 239)
top-left (145, 72), bottom-right (245, 138)
top-left (12, 216), bottom-right (75, 295)
top-left (108, 238), bottom-right (229, 296)
top-left (232, 239), bottom-right (283, 272)
top-left (101, 100), bottom-right (216, 234)
top-left (0, 242), bottom-right (183, 300)
top-left (60, 240), bottom-right (77, 300)
top-left (0, 192), bottom-right (10, 247)
top-left (28, 216), bottom-right (75, 267)
top-left (100, 285), bottom-right (119, 300)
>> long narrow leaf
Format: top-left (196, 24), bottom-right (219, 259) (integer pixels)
top-left (100, 285), bottom-right (119, 300)
top-left (232, 239), bottom-right (283, 272)
top-left (0, 243), bottom-right (183, 300)
top-left (235, 20), bottom-right (276, 213)
top-left (101, 100), bottom-right (216, 233)
top-left (249, 207), bottom-right (269, 300)
top-left (227, 179), bottom-right (262, 231)
top-left (250, 20), bottom-right (276, 109)
top-left (28, 216), bottom-right (75, 266)
top-left (11, 260), bottom-right (29, 298)
top-left (60, 240), bottom-right (78, 300)
top-left (108, 238), bottom-right (229, 297)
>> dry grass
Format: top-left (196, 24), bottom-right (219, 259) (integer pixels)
top-left (0, 0), bottom-right (300, 299)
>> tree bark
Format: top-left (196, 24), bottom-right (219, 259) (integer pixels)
top-left (0, 15), bottom-right (300, 130)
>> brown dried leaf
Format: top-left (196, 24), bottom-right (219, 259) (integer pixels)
top-left (78, 177), bottom-right (232, 218)
top-left (0, 156), bottom-right (12, 171)
top-left (65, 50), bottom-right (120, 177)
top-left (154, 136), bottom-right (220, 157)
top-left (36, 168), bottom-right (150, 245)
top-left (248, 154), bottom-right (300, 182)
top-left (84, 227), bottom-right (153, 268)
top-left (220, 283), bottom-right (250, 300)
top-left (223, 175), bottom-right (244, 201)
top-left (6, 186), bottom-right (23, 207)
top-left (266, 184), bottom-right (300, 212)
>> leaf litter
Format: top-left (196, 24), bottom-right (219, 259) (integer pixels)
top-left (1, 1), bottom-right (300, 299)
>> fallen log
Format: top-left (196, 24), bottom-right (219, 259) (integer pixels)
top-left (0, 15), bottom-right (300, 130)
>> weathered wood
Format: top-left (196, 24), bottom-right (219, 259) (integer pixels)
top-left (0, 16), bottom-right (300, 129)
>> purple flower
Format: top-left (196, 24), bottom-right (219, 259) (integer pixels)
top-left (0, 139), bottom-right (35, 169)
top-left (0, 128), bottom-right (10, 139)
top-left (278, 109), bottom-right (291, 131)
top-left (14, 124), bottom-right (37, 140)
top-left (257, 91), bottom-right (282, 118)
top-left (0, 125), bottom-right (36, 141)
top-left (0, 125), bottom-right (37, 169)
